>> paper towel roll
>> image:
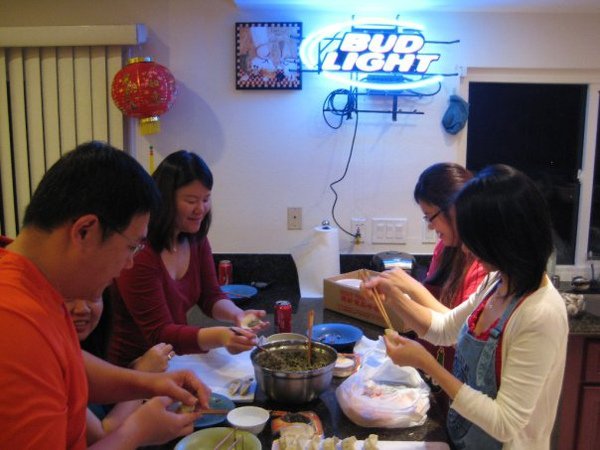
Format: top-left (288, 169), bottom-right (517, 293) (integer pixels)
top-left (292, 225), bottom-right (340, 298)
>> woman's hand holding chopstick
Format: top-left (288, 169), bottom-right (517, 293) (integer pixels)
top-left (358, 269), bottom-right (393, 331)
top-left (362, 269), bottom-right (434, 337)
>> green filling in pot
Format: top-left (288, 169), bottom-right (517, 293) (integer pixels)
top-left (255, 348), bottom-right (331, 371)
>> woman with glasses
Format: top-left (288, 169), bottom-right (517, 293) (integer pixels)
top-left (107, 150), bottom-right (267, 368)
top-left (364, 165), bottom-right (568, 449)
top-left (411, 163), bottom-right (488, 406)
top-left (415, 163), bottom-right (487, 312)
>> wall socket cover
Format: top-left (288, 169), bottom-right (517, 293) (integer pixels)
top-left (351, 218), bottom-right (367, 234)
top-left (287, 207), bottom-right (302, 230)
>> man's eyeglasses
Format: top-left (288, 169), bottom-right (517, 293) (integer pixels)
top-left (113, 229), bottom-right (146, 256)
top-left (423, 209), bottom-right (443, 224)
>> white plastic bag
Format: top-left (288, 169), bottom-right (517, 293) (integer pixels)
top-left (335, 357), bottom-right (430, 428)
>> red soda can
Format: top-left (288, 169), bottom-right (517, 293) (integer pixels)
top-left (218, 260), bottom-right (232, 285)
top-left (274, 300), bottom-right (292, 333)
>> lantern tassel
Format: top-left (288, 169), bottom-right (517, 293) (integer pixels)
top-left (149, 145), bottom-right (155, 173)
top-left (140, 116), bottom-right (161, 135)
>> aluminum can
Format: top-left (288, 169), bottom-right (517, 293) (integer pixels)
top-left (274, 300), bottom-right (292, 333)
top-left (218, 260), bottom-right (232, 285)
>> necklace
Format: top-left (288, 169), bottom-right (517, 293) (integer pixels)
top-left (487, 282), bottom-right (505, 310)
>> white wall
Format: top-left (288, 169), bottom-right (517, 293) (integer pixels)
top-left (2, 1), bottom-right (600, 256)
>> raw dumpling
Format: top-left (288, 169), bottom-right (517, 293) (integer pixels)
top-left (341, 435), bottom-right (357, 450)
top-left (307, 435), bottom-right (321, 450)
top-left (278, 435), bottom-right (300, 450)
top-left (322, 437), bottom-right (339, 450)
top-left (364, 434), bottom-right (379, 450)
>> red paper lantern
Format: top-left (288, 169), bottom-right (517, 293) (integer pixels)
top-left (111, 57), bottom-right (177, 135)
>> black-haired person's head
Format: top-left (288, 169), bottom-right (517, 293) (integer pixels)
top-left (23, 141), bottom-right (160, 238)
top-left (455, 164), bottom-right (553, 298)
top-left (148, 150), bottom-right (213, 252)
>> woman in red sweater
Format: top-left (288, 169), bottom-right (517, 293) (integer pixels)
top-left (411, 163), bottom-right (488, 403)
top-left (108, 150), bottom-right (267, 367)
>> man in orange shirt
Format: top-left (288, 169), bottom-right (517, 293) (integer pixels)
top-left (0, 142), bottom-right (210, 449)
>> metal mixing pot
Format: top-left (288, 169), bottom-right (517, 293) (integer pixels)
top-left (250, 341), bottom-right (337, 404)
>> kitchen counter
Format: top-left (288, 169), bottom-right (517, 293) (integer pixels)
top-left (253, 297), bottom-right (449, 447)
top-left (567, 310), bottom-right (600, 335)
top-left (184, 272), bottom-right (600, 449)
top-left (187, 288), bottom-right (450, 448)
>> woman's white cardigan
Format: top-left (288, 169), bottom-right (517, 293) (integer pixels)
top-left (424, 275), bottom-right (568, 450)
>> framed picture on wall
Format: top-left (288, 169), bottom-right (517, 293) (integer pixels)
top-left (235, 22), bottom-right (302, 90)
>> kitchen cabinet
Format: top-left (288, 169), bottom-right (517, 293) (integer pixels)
top-left (558, 334), bottom-right (600, 449)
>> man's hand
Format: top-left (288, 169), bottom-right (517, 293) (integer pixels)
top-left (149, 370), bottom-right (211, 410)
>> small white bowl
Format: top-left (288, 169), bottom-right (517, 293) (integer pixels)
top-left (226, 406), bottom-right (270, 434)
top-left (266, 332), bottom-right (308, 343)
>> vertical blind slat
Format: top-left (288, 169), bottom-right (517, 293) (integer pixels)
top-left (24, 47), bottom-right (46, 192)
top-left (91, 46), bottom-right (108, 141)
top-left (8, 48), bottom-right (30, 227)
top-left (57, 47), bottom-right (76, 153)
top-left (0, 49), bottom-right (17, 237)
top-left (107, 46), bottom-right (124, 149)
top-left (41, 47), bottom-right (61, 169)
top-left (74, 46), bottom-right (92, 142)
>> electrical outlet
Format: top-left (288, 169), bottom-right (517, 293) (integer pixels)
top-left (287, 207), bottom-right (302, 230)
top-left (350, 217), bottom-right (367, 242)
top-left (351, 218), bottom-right (367, 243)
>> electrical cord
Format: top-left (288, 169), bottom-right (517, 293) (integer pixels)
top-left (328, 106), bottom-right (360, 238)
top-left (322, 89), bottom-right (357, 129)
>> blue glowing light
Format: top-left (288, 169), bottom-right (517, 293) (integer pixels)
top-left (299, 17), bottom-right (448, 91)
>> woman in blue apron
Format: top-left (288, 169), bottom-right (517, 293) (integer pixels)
top-left (363, 164), bottom-right (568, 449)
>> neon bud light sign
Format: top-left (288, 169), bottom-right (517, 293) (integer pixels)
top-left (300, 18), bottom-right (453, 91)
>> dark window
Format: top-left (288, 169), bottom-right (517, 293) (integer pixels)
top-left (466, 82), bottom-right (587, 265)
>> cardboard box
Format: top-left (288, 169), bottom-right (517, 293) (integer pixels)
top-left (323, 270), bottom-right (406, 332)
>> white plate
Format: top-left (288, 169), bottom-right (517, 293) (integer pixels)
top-left (272, 440), bottom-right (449, 449)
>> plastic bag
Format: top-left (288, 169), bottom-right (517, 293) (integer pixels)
top-left (336, 358), bottom-right (430, 428)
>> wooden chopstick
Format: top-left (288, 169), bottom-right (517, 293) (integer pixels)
top-left (359, 269), bottom-right (394, 330)
top-left (225, 438), bottom-right (239, 450)
top-left (214, 429), bottom-right (235, 450)
top-left (226, 291), bottom-right (249, 299)
top-left (197, 408), bottom-right (232, 415)
top-left (307, 309), bottom-right (314, 365)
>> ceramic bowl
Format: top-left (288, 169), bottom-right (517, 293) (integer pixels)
top-left (226, 406), bottom-right (270, 434)
top-left (174, 427), bottom-right (260, 450)
top-left (310, 323), bottom-right (363, 352)
top-left (266, 332), bottom-right (308, 343)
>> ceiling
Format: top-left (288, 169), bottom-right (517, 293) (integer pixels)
top-left (233, 0), bottom-right (600, 14)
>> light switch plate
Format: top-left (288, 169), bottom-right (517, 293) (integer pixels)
top-left (371, 218), bottom-right (407, 244)
top-left (287, 207), bottom-right (302, 230)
